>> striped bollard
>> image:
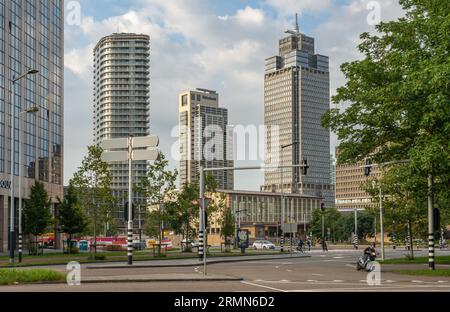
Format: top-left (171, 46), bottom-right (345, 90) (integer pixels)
top-left (18, 234), bottom-right (22, 263)
top-left (280, 234), bottom-right (284, 252)
top-left (198, 231), bottom-right (204, 260)
top-left (428, 233), bottom-right (435, 270)
top-left (127, 227), bottom-right (133, 265)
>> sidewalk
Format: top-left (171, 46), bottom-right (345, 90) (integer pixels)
top-left (87, 253), bottom-right (310, 269)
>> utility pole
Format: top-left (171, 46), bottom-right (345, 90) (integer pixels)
top-left (354, 208), bottom-right (358, 249)
top-left (379, 183), bottom-right (385, 261)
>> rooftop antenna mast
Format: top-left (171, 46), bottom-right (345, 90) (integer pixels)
top-left (285, 13), bottom-right (300, 35)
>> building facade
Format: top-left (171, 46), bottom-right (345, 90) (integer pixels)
top-left (205, 190), bottom-right (322, 245)
top-left (178, 88), bottom-right (233, 190)
top-left (260, 18), bottom-right (334, 206)
top-left (93, 33), bottom-right (150, 222)
top-left (335, 158), bottom-right (381, 212)
top-left (0, 0), bottom-right (64, 252)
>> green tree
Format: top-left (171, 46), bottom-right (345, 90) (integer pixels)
top-left (58, 184), bottom-right (88, 253)
top-left (322, 0), bottom-right (449, 245)
top-left (70, 145), bottom-right (116, 258)
top-left (136, 152), bottom-right (177, 256)
top-left (24, 181), bottom-right (53, 254)
top-left (220, 195), bottom-right (235, 252)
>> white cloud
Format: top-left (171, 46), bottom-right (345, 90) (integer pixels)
top-left (235, 6), bottom-right (265, 25)
top-left (64, 0), bottom-right (407, 188)
top-left (266, 0), bottom-right (332, 16)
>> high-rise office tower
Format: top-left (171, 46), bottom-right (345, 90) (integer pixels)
top-left (179, 88), bottom-right (233, 190)
top-left (261, 15), bottom-right (334, 205)
top-left (93, 33), bottom-right (150, 221)
top-left (0, 0), bottom-right (64, 252)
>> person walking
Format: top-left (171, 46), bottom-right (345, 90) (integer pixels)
top-left (321, 238), bottom-right (328, 252)
top-left (297, 239), bottom-right (304, 253)
top-left (307, 237), bottom-right (312, 251)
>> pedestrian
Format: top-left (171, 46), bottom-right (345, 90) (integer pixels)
top-left (307, 238), bottom-right (311, 251)
top-left (321, 238), bottom-right (328, 252)
top-left (297, 239), bottom-right (304, 252)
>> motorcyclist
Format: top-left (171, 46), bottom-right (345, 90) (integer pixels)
top-left (362, 243), bottom-right (376, 264)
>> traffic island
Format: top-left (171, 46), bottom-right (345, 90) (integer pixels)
top-left (87, 253), bottom-right (310, 269)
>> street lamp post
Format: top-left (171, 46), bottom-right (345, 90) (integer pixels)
top-left (280, 141), bottom-right (298, 253)
top-left (9, 69), bottom-right (39, 264)
top-left (18, 106), bottom-right (39, 263)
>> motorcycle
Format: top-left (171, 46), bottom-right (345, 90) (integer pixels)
top-left (356, 250), bottom-right (376, 272)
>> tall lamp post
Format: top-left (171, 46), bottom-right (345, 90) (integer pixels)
top-left (280, 141), bottom-right (298, 253)
top-left (9, 69), bottom-right (39, 264)
top-left (18, 106), bottom-right (39, 263)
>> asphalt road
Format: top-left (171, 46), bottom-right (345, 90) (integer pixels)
top-left (1, 248), bottom-right (450, 292)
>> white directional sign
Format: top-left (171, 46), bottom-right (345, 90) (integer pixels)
top-left (100, 136), bottom-right (160, 162)
top-left (132, 149), bottom-right (159, 161)
top-left (133, 135), bottom-right (159, 148)
top-left (100, 138), bottom-right (128, 150)
top-left (101, 151), bottom-right (128, 162)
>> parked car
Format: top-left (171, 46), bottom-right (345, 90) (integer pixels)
top-left (252, 240), bottom-right (275, 250)
top-left (181, 239), bottom-right (199, 248)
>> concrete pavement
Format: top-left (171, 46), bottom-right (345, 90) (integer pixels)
top-left (1, 248), bottom-right (449, 292)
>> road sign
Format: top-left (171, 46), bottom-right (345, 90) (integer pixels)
top-left (100, 138), bottom-right (128, 150)
top-left (282, 223), bottom-right (297, 233)
top-left (132, 149), bottom-right (158, 161)
top-left (133, 135), bottom-right (159, 148)
top-left (101, 151), bottom-right (128, 162)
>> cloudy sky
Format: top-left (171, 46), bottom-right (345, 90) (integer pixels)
top-left (64, 0), bottom-right (404, 189)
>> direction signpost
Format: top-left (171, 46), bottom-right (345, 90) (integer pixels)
top-left (100, 135), bottom-right (159, 265)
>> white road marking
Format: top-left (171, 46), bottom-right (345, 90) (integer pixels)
top-left (307, 279), bottom-right (317, 282)
top-left (333, 256), bottom-right (344, 259)
top-left (333, 280), bottom-right (344, 282)
top-left (412, 280), bottom-right (424, 283)
top-left (286, 269), bottom-right (292, 272)
top-left (384, 280), bottom-right (395, 283)
top-left (241, 281), bottom-right (288, 292)
top-left (438, 280), bottom-right (448, 283)
top-left (312, 274), bottom-right (324, 276)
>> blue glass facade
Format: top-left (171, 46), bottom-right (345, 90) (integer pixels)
top-left (0, 0), bottom-right (64, 252)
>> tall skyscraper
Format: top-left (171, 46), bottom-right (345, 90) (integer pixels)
top-left (261, 15), bottom-right (334, 205)
top-left (179, 88), bottom-right (233, 190)
top-left (0, 0), bottom-right (64, 252)
top-left (93, 33), bottom-right (150, 221)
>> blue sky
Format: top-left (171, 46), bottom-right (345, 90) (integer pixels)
top-left (63, 0), bottom-right (405, 189)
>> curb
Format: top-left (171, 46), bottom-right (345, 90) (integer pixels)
top-left (3, 276), bottom-right (243, 286)
top-left (87, 254), bottom-right (311, 269)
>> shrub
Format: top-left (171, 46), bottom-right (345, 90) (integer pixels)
top-left (88, 254), bottom-right (106, 261)
top-left (0, 269), bottom-right (65, 285)
top-left (105, 244), bottom-right (125, 252)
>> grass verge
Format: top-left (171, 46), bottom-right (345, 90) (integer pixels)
top-left (0, 250), bottom-right (293, 267)
top-left (382, 255), bottom-right (450, 265)
top-left (0, 269), bottom-right (66, 285)
top-left (390, 269), bottom-right (450, 277)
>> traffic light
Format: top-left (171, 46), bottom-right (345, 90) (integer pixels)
top-left (204, 211), bottom-right (209, 229)
top-left (434, 208), bottom-right (440, 230)
top-left (364, 158), bottom-right (372, 176)
top-left (320, 202), bottom-right (325, 212)
top-left (124, 202), bottom-right (135, 221)
top-left (302, 159), bottom-right (309, 176)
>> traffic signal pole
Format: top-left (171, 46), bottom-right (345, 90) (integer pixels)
top-left (428, 175), bottom-right (435, 270)
top-left (127, 136), bottom-right (133, 265)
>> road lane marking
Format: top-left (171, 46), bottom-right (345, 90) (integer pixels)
top-left (241, 281), bottom-right (288, 292)
top-left (333, 257), bottom-right (344, 259)
top-left (312, 274), bottom-right (324, 276)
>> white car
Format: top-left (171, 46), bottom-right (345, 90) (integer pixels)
top-left (252, 240), bottom-right (275, 250)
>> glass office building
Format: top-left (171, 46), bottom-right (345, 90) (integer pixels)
top-left (261, 18), bottom-right (334, 206)
top-left (0, 0), bottom-right (64, 252)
